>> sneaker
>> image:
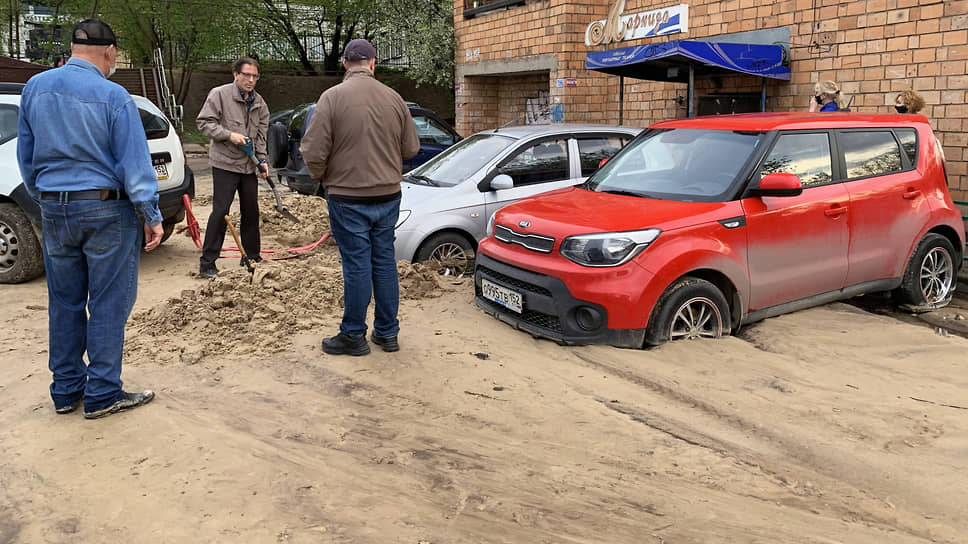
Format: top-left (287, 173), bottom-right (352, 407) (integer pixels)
top-left (250, 255), bottom-right (263, 264)
top-left (84, 390), bottom-right (155, 420)
top-left (199, 264), bottom-right (218, 278)
top-left (55, 399), bottom-right (81, 414)
top-left (371, 333), bottom-right (400, 352)
top-left (322, 333), bottom-right (370, 356)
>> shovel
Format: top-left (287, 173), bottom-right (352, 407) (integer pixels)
top-left (238, 138), bottom-right (300, 223)
top-left (224, 215), bottom-right (255, 275)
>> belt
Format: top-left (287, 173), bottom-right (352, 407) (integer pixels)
top-left (39, 189), bottom-right (128, 201)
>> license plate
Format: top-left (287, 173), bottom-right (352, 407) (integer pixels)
top-left (481, 279), bottom-right (522, 313)
top-left (154, 163), bottom-right (169, 180)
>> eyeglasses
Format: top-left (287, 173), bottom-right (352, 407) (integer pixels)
top-left (238, 72), bottom-right (260, 80)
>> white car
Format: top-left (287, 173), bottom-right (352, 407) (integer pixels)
top-left (395, 124), bottom-right (642, 275)
top-left (0, 82), bottom-right (194, 283)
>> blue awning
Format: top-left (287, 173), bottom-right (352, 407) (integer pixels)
top-left (586, 40), bottom-right (790, 81)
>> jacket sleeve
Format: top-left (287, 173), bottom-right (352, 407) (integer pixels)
top-left (300, 94), bottom-right (333, 181)
top-left (113, 99), bottom-right (162, 226)
top-left (15, 94), bottom-right (37, 199)
top-left (400, 103), bottom-right (420, 160)
top-left (196, 88), bottom-right (231, 142)
top-left (254, 97), bottom-right (269, 161)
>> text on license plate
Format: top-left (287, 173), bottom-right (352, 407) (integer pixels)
top-left (154, 163), bottom-right (169, 180)
top-left (481, 279), bottom-right (522, 313)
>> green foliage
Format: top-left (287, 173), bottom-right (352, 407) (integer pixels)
top-left (178, 124), bottom-right (208, 145)
top-left (380, 0), bottom-right (454, 87)
top-left (2, 1), bottom-right (455, 93)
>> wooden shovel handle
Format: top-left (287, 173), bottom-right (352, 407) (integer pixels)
top-left (223, 215), bottom-right (247, 259)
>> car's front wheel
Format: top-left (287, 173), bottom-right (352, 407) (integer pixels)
top-left (646, 277), bottom-right (730, 345)
top-left (415, 232), bottom-right (475, 277)
top-left (0, 202), bottom-right (44, 284)
top-left (894, 233), bottom-right (957, 311)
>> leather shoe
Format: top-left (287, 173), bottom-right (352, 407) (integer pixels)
top-left (55, 399), bottom-right (81, 414)
top-left (371, 333), bottom-right (400, 352)
top-left (322, 333), bottom-right (370, 356)
top-left (84, 390), bottom-right (155, 420)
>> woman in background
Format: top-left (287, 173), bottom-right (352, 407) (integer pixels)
top-left (809, 80), bottom-right (847, 112)
top-left (895, 90), bottom-right (925, 114)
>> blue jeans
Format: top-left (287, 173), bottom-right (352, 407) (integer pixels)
top-left (326, 196), bottom-right (400, 338)
top-left (40, 199), bottom-right (142, 412)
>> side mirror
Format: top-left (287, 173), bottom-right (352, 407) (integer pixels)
top-left (752, 172), bottom-right (803, 197)
top-left (490, 174), bottom-right (513, 190)
top-left (598, 157), bottom-right (609, 168)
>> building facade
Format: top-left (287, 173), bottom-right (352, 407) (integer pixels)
top-left (453, 0), bottom-right (968, 199)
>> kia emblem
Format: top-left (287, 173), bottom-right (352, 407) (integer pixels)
top-left (518, 220), bottom-right (531, 228)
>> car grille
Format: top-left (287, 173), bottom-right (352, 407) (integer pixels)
top-left (477, 265), bottom-right (552, 297)
top-left (494, 225), bottom-right (555, 253)
top-left (477, 298), bottom-right (563, 333)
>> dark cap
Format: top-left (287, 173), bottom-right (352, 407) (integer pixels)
top-left (71, 19), bottom-right (117, 47)
top-left (343, 38), bottom-right (376, 61)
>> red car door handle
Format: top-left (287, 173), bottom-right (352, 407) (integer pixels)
top-left (903, 189), bottom-right (922, 199)
top-left (824, 206), bottom-right (847, 217)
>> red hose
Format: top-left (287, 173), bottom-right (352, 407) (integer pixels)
top-left (220, 232), bottom-right (332, 261)
top-left (182, 194), bottom-right (331, 260)
top-left (175, 194), bottom-right (202, 249)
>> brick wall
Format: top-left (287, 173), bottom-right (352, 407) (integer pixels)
top-left (455, 0), bottom-right (968, 199)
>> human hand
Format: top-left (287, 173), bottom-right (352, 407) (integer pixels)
top-left (144, 222), bottom-right (164, 251)
top-left (259, 163), bottom-right (269, 179)
top-left (229, 132), bottom-right (248, 145)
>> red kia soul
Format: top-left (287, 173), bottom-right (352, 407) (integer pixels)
top-left (474, 113), bottom-right (965, 347)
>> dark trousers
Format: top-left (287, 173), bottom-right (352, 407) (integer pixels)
top-left (200, 167), bottom-right (261, 267)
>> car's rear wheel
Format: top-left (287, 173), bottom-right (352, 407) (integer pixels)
top-left (161, 222), bottom-right (176, 243)
top-left (415, 232), bottom-right (474, 277)
top-left (266, 122), bottom-right (289, 168)
top-left (894, 233), bottom-right (956, 311)
top-left (0, 202), bottom-right (44, 284)
top-left (646, 277), bottom-right (730, 345)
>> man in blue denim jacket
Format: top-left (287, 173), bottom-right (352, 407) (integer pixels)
top-left (17, 19), bottom-right (161, 419)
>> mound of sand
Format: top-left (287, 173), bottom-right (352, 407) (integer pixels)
top-left (125, 192), bottom-right (470, 365)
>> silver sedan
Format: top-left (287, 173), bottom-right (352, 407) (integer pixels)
top-left (395, 124), bottom-right (643, 275)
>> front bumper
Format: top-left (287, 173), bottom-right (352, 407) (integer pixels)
top-left (158, 164), bottom-right (195, 224)
top-left (474, 253), bottom-right (646, 348)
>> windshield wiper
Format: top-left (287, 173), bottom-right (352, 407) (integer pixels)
top-left (600, 189), bottom-right (646, 198)
top-left (406, 174), bottom-right (438, 187)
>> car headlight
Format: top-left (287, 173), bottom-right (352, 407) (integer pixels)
top-left (560, 229), bottom-right (660, 267)
top-left (395, 210), bottom-right (411, 229)
top-left (486, 212), bottom-right (497, 237)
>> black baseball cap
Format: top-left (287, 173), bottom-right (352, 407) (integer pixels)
top-left (71, 19), bottom-right (118, 47)
top-left (343, 38), bottom-right (376, 61)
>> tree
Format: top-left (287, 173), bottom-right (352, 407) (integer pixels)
top-left (381, 0), bottom-right (453, 87)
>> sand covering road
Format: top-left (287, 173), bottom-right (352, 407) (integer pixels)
top-left (2, 179), bottom-right (967, 543)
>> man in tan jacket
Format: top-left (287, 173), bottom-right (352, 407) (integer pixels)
top-left (301, 38), bottom-right (420, 356)
top-left (196, 56), bottom-right (269, 278)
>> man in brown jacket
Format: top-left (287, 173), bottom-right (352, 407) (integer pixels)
top-left (196, 57), bottom-right (269, 278)
top-left (300, 38), bottom-right (420, 356)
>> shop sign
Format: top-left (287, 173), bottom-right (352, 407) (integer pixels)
top-left (585, 1), bottom-right (688, 46)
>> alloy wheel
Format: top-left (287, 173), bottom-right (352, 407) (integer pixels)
top-left (430, 242), bottom-right (470, 277)
top-left (669, 296), bottom-right (724, 340)
top-left (0, 219), bottom-right (18, 271)
top-left (919, 247), bottom-right (954, 304)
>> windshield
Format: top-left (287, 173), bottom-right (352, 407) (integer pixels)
top-left (407, 133), bottom-right (516, 187)
top-left (586, 128), bottom-right (763, 201)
